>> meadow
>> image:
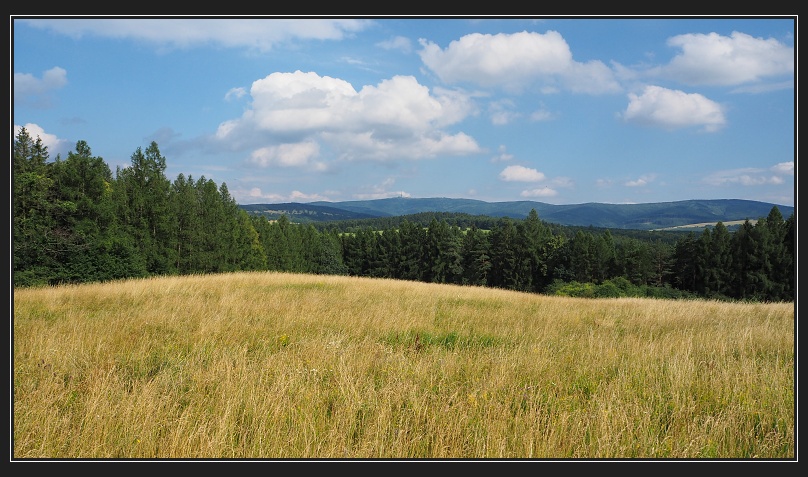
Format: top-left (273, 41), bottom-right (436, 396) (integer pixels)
top-left (12, 271), bottom-right (795, 459)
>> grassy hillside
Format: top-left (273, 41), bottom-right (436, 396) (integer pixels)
top-left (13, 272), bottom-right (795, 459)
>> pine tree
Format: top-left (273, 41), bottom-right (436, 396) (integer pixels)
top-left (233, 208), bottom-right (268, 271)
top-left (519, 209), bottom-right (554, 291)
top-left (488, 217), bottom-right (520, 290)
top-left (729, 220), bottom-right (758, 299)
top-left (460, 224), bottom-right (491, 286)
top-left (117, 142), bottom-right (174, 275)
top-left (49, 140), bottom-right (122, 282)
top-left (170, 173), bottom-right (202, 274)
top-left (592, 230), bottom-right (617, 284)
top-left (13, 127), bottom-right (56, 285)
top-left (671, 233), bottom-right (698, 293)
top-left (782, 213), bottom-right (795, 299)
top-left (375, 229), bottom-right (400, 279)
top-left (398, 220), bottom-right (425, 281)
top-left (315, 230), bottom-right (348, 276)
top-left (568, 230), bottom-right (595, 284)
top-left (615, 236), bottom-right (653, 286)
top-left (705, 222), bottom-right (732, 298)
top-left (762, 207), bottom-right (791, 301)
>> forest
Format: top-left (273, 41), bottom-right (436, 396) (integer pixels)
top-left (13, 127), bottom-right (794, 302)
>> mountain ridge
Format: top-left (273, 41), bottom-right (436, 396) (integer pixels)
top-left (239, 197), bottom-right (794, 231)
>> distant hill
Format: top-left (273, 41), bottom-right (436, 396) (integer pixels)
top-left (239, 197), bottom-right (794, 231)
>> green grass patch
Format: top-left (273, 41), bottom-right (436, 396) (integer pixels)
top-left (381, 329), bottom-right (503, 351)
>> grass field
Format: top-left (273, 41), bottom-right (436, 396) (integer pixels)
top-left (12, 271), bottom-right (795, 460)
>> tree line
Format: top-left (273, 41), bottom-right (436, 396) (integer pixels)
top-left (13, 128), bottom-right (794, 302)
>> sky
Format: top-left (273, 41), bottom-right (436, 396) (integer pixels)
top-left (12, 16), bottom-right (796, 207)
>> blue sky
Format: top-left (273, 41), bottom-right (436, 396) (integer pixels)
top-left (12, 16), bottom-right (795, 207)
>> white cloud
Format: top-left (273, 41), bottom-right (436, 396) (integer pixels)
top-left (352, 178), bottom-right (411, 199)
top-left (771, 161), bottom-right (794, 175)
top-left (500, 165), bottom-right (545, 182)
top-left (224, 87), bottom-right (247, 101)
top-left (289, 190), bottom-right (330, 201)
top-left (624, 179), bottom-right (647, 187)
top-left (703, 167), bottom-right (789, 186)
top-left (520, 187), bottom-right (557, 198)
top-left (358, 75), bottom-right (456, 131)
top-left (377, 35), bottom-right (412, 53)
top-left (659, 31), bottom-right (794, 87)
top-left (246, 188), bottom-right (332, 203)
top-left (215, 71), bottom-right (482, 165)
top-left (490, 145), bottom-right (513, 162)
top-left (550, 176), bottom-right (574, 188)
top-left (20, 18), bottom-right (373, 53)
top-left (247, 71), bottom-right (359, 133)
top-left (353, 190), bottom-right (412, 199)
top-left (489, 99), bottom-right (519, 125)
top-left (428, 86), bottom-right (479, 126)
top-left (530, 107), bottom-right (554, 122)
top-left (562, 59), bottom-right (622, 94)
top-left (13, 66), bottom-right (68, 106)
top-left (248, 142), bottom-right (321, 168)
top-left (595, 178), bottom-right (613, 188)
top-left (730, 80), bottom-right (794, 94)
top-left (418, 31), bottom-right (621, 94)
top-left (624, 174), bottom-right (657, 187)
top-left (491, 111), bottom-right (519, 126)
top-left (621, 85), bottom-right (725, 132)
top-left (339, 57), bottom-right (361, 66)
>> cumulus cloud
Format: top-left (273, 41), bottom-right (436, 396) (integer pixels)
top-left (248, 141), bottom-right (326, 171)
top-left (499, 165), bottom-right (545, 182)
top-left (659, 31), bottom-right (794, 87)
top-left (620, 85), bottom-right (725, 132)
top-left (14, 66), bottom-right (68, 107)
top-left (418, 30), bottom-right (621, 94)
top-left (20, 18), bottom-right (373, 53)
top-left (215, 70), bottom-right (481, 167)
top-left (563, 58), bottom-right (623, 94)
top-left (518, 175), bottom-right (574, 198)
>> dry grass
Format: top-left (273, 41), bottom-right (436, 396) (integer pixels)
top-left (13, 271), bottom-right (794, 459)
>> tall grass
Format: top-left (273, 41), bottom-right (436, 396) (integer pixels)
top-left (13, 271), bottom-right (794, 459)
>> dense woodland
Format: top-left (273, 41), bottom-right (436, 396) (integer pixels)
top-left (13, 128), bottom-right (795, 302)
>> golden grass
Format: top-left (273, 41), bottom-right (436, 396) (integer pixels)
top-left (13, 271), bottom-right (794, 459)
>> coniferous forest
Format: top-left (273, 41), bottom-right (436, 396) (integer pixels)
top-left (13, 128), bottom-right (795, 302)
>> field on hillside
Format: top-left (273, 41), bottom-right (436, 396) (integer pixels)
top-left (13, 272), bottom-right (795, 460)
top-left (653, 219), bottom-right (756, 231)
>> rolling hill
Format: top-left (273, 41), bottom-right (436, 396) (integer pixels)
top-left (239, 197), bottom-right (794, 231)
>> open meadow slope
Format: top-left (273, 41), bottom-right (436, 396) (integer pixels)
top-left (13, 272), bottom-right (795, 459)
